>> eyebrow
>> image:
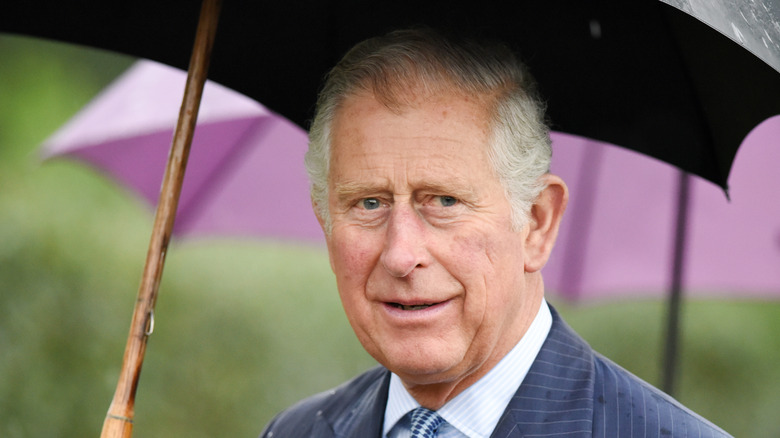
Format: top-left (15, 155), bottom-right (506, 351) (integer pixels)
top-left (332, 177), bottom-right (479, 203)
top-left (332, 181), bottom-right (387, 204)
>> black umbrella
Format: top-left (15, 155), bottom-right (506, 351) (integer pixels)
top-left (4, 0), bottom-right (780, 190)
top-left (3, 1), bottom-right (779, 436)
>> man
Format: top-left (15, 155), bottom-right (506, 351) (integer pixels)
top-left (261, 28), bottom-right (731, 437)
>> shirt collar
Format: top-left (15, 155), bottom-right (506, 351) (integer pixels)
top-left (383, 299), bottom-right (552, 437)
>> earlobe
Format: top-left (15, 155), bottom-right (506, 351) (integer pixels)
top-left (524, 174), bottom-right (568, 273)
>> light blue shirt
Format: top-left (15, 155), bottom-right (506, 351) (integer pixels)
top-left (383, 300), bottom-right (553, 438)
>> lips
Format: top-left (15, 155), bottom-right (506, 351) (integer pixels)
top-left (388, 302), bottom-right (436, 311)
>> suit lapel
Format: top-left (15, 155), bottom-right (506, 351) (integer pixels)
top-left (328, 368), bottom-right (390, 438)
top-left (491, 307), bottom-right (595, 438)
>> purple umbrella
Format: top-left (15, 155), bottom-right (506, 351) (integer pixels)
top-left (546, 118), bottom-right (780, 300)
top-left (42, 59), bottom-right (322, 244)
top-left (545, 116), bottom-right (780, 392)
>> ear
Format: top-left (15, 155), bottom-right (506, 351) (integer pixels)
top-left (524, 174), bottom-right (568, 273)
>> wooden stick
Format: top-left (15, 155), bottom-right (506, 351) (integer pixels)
top-left (100, 0), bottom-right (222, 436)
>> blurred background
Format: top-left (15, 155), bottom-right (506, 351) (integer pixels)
top-left (1, 34), bottom-right (779, 437)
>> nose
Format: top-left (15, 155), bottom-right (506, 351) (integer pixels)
top-left (380, 205), bottom-right (431, 277)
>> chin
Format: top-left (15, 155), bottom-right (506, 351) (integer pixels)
top-left (381, 350), bottom-right (468, 384)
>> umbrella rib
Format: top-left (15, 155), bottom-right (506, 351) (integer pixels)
top-left (659, 4), bottom-right (726, 192)
top-left (174, 116), bottom-right (274, 234)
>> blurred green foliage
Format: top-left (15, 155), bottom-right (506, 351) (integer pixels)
top-left (1, 34), bottom-right (778, 437)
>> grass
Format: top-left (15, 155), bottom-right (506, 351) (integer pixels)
top-left (1, 34), bottom-right (778, 437)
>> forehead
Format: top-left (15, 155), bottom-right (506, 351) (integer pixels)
top-left (328, 91), bottom-right (498, 190)
top-left (331, 89), bottom-right (492, 145)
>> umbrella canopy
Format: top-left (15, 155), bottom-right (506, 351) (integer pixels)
top-left (4, 0), bottom-right (780, 190)
top-left (545, 116), bottom-right (780, 301)
top-left (41, 60), bottom-right (321, 243)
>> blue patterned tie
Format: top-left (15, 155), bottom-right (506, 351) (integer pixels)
top-left (410, 407), bottom-right (445, 438)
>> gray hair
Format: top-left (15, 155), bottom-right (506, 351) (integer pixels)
top-left (306, 28), bottom-right (552, 232)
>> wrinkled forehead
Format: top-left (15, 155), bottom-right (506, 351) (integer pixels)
top-left (327, 86), bottom-right (498, 184)
top-left (328, 89), bottom-right (496, 174)
top-left (327, 91), bottom-right (501, 199)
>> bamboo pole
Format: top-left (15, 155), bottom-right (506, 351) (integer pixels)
top-left (100, 0), bottom-right (222, 436)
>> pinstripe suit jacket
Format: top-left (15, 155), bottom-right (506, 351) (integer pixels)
top-left (260, 307), bottom-right (731, 437)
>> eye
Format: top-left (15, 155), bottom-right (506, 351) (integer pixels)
top-left (438, 196), bottom-right (458, 207)
top-left (361, 198), bottom-right (381, 210)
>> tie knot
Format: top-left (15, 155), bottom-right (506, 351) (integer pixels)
top-left (410, 407), bottom-right (444, 438)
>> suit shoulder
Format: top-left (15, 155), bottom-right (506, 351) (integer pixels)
top-left (259, 366), bottom-right (388, 438)
top-left (592, 353), bottom-right (732, 437)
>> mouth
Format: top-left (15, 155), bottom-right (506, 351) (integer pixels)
top-left (387, 302), bottom-right (438, 311)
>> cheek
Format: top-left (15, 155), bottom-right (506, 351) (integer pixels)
top-left (446, 233), bottom-right (496, 312)
top-left (448, 231), bottom-right (503, 274)
top-left (329, 230), bottom-right (381, 285)
top-left (448, 229), bottom-right (525, 300)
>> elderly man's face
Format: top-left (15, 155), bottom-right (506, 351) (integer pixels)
top-left (320, 90), bottom-right (545, 396)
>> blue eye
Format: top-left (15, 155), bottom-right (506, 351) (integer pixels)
top-left (439, 196), bottom-right (457, 207)
top-left (362, 198), bottom-right (381, 210)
